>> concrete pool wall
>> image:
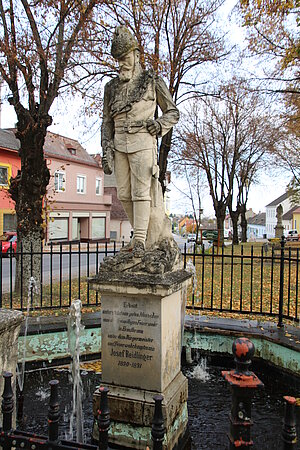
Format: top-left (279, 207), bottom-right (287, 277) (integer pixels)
top-left (18, 313), bottom-right (300, 377)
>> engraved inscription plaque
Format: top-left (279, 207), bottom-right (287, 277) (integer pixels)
top-left (101, 291), bottom-right (181, 391)
top-left (101, 295), bottom-right (161, 390)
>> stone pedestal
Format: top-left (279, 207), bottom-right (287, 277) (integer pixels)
top-left (275, 204), bottom-right (284, 239)
top-left (275, 225), bottom-right (284, 239)
top-left (90, 269), bottom-right (191, 449)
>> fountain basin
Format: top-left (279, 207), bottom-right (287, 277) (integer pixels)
top-left (18, 356), bottom-right (300, 449)
top-left (12, 311), bottom-right (300, 448)
top-left (0, 306), bottom-right (294, 449)
top-left (18, 313), bottom-right (300, 379)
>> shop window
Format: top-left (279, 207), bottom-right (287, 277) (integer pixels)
top-left (110, 231), bottom-right (117, 240)
top-left (48, 218), bottom-right (68, 240)
top-left (92, 217), bottom-right (105, 239)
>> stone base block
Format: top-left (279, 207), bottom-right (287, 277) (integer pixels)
top-left (93, 372), bottom-right (188, 449)
top-left (274, 225), bottom-right (284, 239)
top-left (0, 309), bottom-right (23, 428)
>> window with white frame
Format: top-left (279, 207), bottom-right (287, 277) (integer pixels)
top-left (54, 171), bottom-right (65, 192)
top-left (0, 166), bottom-right (8, 186)
top-left (77, 175), bottom-right (86, 194)
top-left (96, 178), bottom-right (101, 195)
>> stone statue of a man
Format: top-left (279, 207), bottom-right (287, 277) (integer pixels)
top-left (101, 26), bottom-right (179, 257)
top-left (276, 204), bottom-right (283, 226)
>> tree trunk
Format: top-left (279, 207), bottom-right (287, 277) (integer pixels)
top-left (216, 211), bottom-right (226, 245)
top-left (230, 210), bottom-right (239, 245)
top-left (240, 204), bottom-right (247, 243)
top-left (9, 112), bottom-right (51, 296)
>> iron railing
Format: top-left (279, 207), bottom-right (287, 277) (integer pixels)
top-left (0, 242), bottom-right (120, 311)
top-left (183, 237), bottom-right (299, 326)
top-left (1, 372), bottom-right (165, 450)
top-left (0, 238), bottom-right (299, 326)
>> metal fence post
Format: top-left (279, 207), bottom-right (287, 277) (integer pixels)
top-left (183, 243), bottom-right (187, 269)
top-left (2, 372), bottom-right (13, 432)
top-left (222, 338), bottom-right (264, 449)
top-left (282, 396), bottom-right (297, 449)
top-left (151, 395), bottom-right (165, 450)
top-left (278, 235), bottom-right (286, 327)
top-left (97, 387), bottom-right (110, 450)
top-left (48, 380), bottom-right (60, 442)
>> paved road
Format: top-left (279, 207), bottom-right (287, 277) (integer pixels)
top-left (173, 234), bottom-right (187, 250)
top-left (173, 234), bottom-right (212, 251)
top-left (0, 236), bottom-right (209, 293)
top-left (0, 249), bottom-right (114, 293)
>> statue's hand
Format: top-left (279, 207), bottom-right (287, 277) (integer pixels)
top-left (102, 154), bottom-right (111, 175)
top-left (146, 119), bottom-right (161, 136)
top-left (102, 144), bottom-right (114, 175)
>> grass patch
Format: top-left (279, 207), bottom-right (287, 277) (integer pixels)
top-left (1, 277), bottom-right (100, 316)
top-left (185, 242), bottom-right (299, 323)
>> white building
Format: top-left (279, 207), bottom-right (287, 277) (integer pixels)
top-left (247, 212), bottom-right (266, 239)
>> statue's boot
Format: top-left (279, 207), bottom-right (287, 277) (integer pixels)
top-left (120, 200), bottom-right (134, 252)
top-left (132, 200), bottom-right (150, 257)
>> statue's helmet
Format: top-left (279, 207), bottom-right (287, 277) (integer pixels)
top-left (111, 26), bottom-right (139, 60)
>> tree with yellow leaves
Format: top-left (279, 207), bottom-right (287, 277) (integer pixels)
top-left (0, 0), bottom-right (105, 290)
top-left (239, 0), bottom-right (299, 94)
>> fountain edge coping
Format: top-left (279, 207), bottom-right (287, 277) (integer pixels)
top-left (0, 309), bottom-right (23, 333)
top-left (184, 315), bottom-right (300, 354)
top-left (16, 313), bottom-right (300, 377)
top-left (20, 311), bottom-right (300, 355)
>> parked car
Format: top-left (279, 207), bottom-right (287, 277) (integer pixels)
top-left (187, 233), bottom-right (197, 243)
top-left (0, 232), bottom-right (17, 254)
top-left (286, 229), bottom-right (299, 241)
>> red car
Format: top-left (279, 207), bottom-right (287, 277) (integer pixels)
top-left (0, 232), bottom-right (17, 255)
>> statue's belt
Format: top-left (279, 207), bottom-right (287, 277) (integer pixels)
top-left (114, 120), bottom-right (149, 134)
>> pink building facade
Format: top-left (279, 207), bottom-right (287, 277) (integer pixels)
top-left (0, 131), bottom-right (21, 235)
top-left (0, 129), bottom-right (112, 242)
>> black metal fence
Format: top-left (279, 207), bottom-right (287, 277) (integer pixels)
top-left (0, 238), bottom-right (299, 326)
top-left (0, 242), bottom-right (119, 311)
top-left (184, 237), bottom-right (299, 326)
top-left (1, 372), bottom-right (166, 450)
